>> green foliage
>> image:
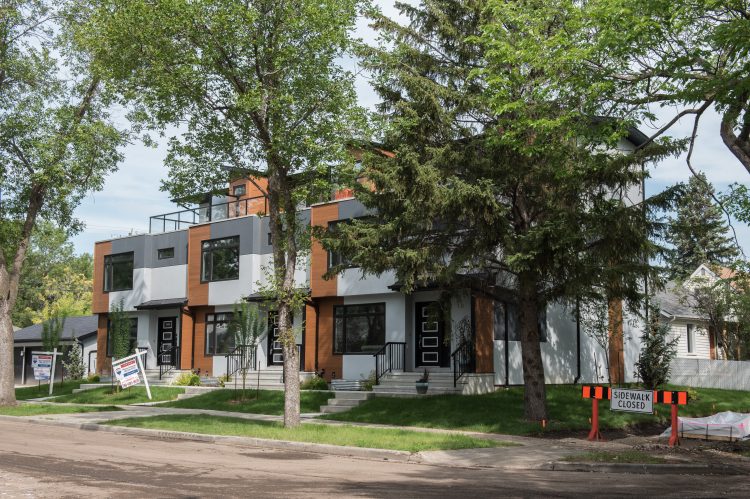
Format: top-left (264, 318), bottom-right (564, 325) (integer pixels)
top-left (13, 222), bottom-right (93, 327)
top-left (360, 370), bottom-right (376, 392)
top-left (300, 375), bottom-right (328, 391)
top-left (228, 301), bottom-right (264, 349)
top-left (62, 339), bottom-right (86, 380)
top-left (86, 373), bottom-right (100, 383)
top-left (41, 312), bottom-right (66, 352)
top-left (665, 174), bottom-right (738, 279)
top-left (217, 374), bottom-right (232, 388)
top-left (172, 372), bottom-right (201, 387)
top-left (108, 300), bottom-right (132, 360)
top-left (635, 308), bottom-right (678, 390)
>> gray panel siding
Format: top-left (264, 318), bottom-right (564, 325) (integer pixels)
top-left (209, 216), bottom-right (265, 256)
top-left (147, 231), bottom-right (189, 268)
top-left (111, 236), bottom-right (146, 269)
top-left (337, 199), bottom-right (372, 221)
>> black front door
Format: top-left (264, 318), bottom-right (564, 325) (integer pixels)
top-left (157, 317), bottom-right (177, 366)
top-left (415, 302), bottom-right (450, 368)
top-left (267, 311), bottom-right (283, 365)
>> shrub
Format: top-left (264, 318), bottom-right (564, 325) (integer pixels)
top-left (635, 307), bottom-right (678, 389)
top-left (300, 374), bottom-right (328, 390)
top-left (217, 374), bottom-right (232, 387)
top-left (173, 372), bottom-right (201, 386)
top-left (62, 340), bottom-right (86, 380)
top-left (87, 373), bottom-right (100, 383)
top-left (361, 370), bottom-right (376, 391)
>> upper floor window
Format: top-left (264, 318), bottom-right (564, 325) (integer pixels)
top-left (157, 247), bottom-right (174, 260)
top-left (205, 312), bottom-right (234, 355)
top-left (233, 185), bottom-right (246, 197)
top-left (687, 323), bottom-right (695, 354)
top-left (104, 252), bottom-right (134, 292)
top-left (327, 221), bottom-right (354, 270)
top-left (201, 236), bottom-right (240, 282)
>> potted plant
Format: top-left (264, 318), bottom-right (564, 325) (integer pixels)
top-left (415, 369), bottom-right (429, 394)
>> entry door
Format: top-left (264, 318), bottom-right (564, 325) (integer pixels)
top-left (415, 302), bottom-right (450, 368)
top-left (157, 317), bottom-right (177, 366)
top-left (267, 311), bottom-right (283, 365)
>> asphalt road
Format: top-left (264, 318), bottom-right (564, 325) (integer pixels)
top-left (0, 419), bottom-right (746, 498)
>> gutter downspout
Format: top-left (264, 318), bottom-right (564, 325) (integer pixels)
top-left (504, 303), bottom-right (509, 387)
top-left (574, 297), bottom-right (581, 384)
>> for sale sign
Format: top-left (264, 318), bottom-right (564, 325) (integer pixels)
top-left (31, 354), bottom-right (53, 381)
top-left (113, 357), bottom-right (141, 389)
top-left (611, 388), bottom-right (654, 414)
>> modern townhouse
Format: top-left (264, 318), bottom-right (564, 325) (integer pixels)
top-left (93, 134), bottom-right (649, 392)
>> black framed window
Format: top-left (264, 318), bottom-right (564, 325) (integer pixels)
top-left (333, 303), bottom-right (385, 354)
top-left (233, 185), bottom-right (246, 196)
top-left (327, 221), bottom-right (354, 270)
top-left (157, 247), bottom-right (175, 260)
top-left (493, 302), bottom-right (547, 342)
top-left (201, 236), bottom-right (240, 282)
top-left (106, 318), bottom-right (138, 357)
top-left (103, 252), bottom-right (134, 292)
top-left (205, 312), bottom-right (234, 355)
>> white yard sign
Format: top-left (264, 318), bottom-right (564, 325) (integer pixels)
top-left (111, 350), bottom-right (152, 399)
top-left (31, 354), bottom-right (53, 381)
top-left (611, 388), bottom-right (654, 414)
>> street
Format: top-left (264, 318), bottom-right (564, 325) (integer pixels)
top-left (0, 419), bottom-right (747, 498)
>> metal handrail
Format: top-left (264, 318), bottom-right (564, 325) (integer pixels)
top-left (451, 339), bottom-right (474, 387)
top-left (373, 342), bottom-right (406, 385)
top-left (136, 347), bottom-right (149, 369)
top-left (159, 346), bottom-right (180, 380)
top-left (149, 195), bottom-right (268, 233)
top-left (225, 344), bottom-right (256, 378)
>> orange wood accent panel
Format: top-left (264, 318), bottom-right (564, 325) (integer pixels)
top-left (310, 203), bottom-right (339, 298)
top-left (192, 306), bottom-right (215, 375)
top-left (608, 298), bottom-right (625, 384)
top-left (304, 303), bottom-right (317, 372)
top-left (95, 314), bottom-right (110, 374)
top-left (187, 225), bottom-right (211, 306)
top-left (316, 297), bottom-right (343, 380)
top-left (229, 176), bottom-right (268, 216)
top-left (473, 295), bottom-right (495, 374)
top-left (180, 309), bottom-right (194, 370)
top-left (92, 241), bottom-right (112, 314)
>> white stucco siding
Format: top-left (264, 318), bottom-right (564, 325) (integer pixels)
top-left (337, 269), bottom-right (396, 296)
top-left (669, 320), bottom-right (711, 359)
top-left (623, 309), bottom-right (645, 382)
top-left (82, 336), bottom-right (98, 376)
top-left (342, 355), bottom-right (376, 380)
top-left (149, 265), bottom-right (187, 301)
top-left (208, 254), bottom-right (261, 305)
top-left (343, 293), bottom-right (406, 344)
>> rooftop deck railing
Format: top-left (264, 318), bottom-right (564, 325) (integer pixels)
top-left (149, 195), bottom-right (268, 233)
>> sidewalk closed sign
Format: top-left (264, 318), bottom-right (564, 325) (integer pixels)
top-left (31, 354), bottom-right (53, 381)
top-left (113, 358), bottom-right (141, 389)
top-left (611, 388), bottom-right (653, 414)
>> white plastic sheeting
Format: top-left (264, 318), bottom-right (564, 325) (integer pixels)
top-left (660, 411), bottom-right (750, 441)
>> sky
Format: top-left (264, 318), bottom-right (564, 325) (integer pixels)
top-left (69, 1), bottom-right (750, 256)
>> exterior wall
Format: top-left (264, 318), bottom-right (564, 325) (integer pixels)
top-left (314, 297), bottom-right (343, 380)
top-left (668, 319), bottom-right (711, 359)
top-left (187, 225), bottom-right (210, 306)
top-left (92, 241), bottom-right (111, 314)
top-left (96, 314), bottom-right (109, 374)
top-left (310, 203), bottom-right (339, 298)
top-left (191, 306), bottom-right (215, 375)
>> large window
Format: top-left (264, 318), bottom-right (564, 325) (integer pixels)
top-left (205, 313), bottom-right (234, 356)
top-left (201, 236), bottom-right (240, 282)
top-left (493, 302), bottom-right (547, 342)
top-left (106, 318), bottom-right (138, 357)
top-left (104, 252), bottom-right (134, 292)
top-left (333, 303), bottom-right (385, 354)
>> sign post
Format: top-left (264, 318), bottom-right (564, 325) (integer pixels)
top-left (111, 350), bottom-right (151, 400)
top-left (31, 349), bottom-right (62, 396)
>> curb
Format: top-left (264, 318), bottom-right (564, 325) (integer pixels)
top-left (0, 415), bottom-right (419, 464)
top-left (541, 461), bottom-right (743, 475)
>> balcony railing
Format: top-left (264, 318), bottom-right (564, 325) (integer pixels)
top-left (149, 195), bottom-right (268, 233)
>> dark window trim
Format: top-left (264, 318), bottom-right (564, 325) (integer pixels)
top-left (233, 184), bottom-right (247, 197)
top-left (326, 219), bottom-right (362, 271)
top-left (200, 236), bottom-right (240, 283)
top-left (105, 317), bottom-right (138, 358)
top-left (687, 323), bottom-right (695, 354)
top-left (103, 251), bottom-right (134, 293)
top-left (157, 247), bottom-right (175, 260)
top-left (332, 302), bottom-right (386, 355)
top-left (204, 312), bottom-right (234, 356)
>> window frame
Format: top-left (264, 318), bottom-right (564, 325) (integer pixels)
top-left (204, 312), bottom-right (235, 356)
top-left (326, 220), bottom-right (357, 271)
top-left (200, 236), bottom-right (240, 283)
top-left (157, 247), bottom-right (175, 260)
top-left (103, 252), bottom-right (134, 292)
top-left (687, 323), bottom-right (695, 354)
top-left (333, 303), bottom-right (386, 355)
top-left (233, 184), bottom-right (246, 197)
top-left (106, 317), bottom-right (138, 357)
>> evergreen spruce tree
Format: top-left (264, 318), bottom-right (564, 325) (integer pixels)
top-left (666, 173), bottom-right (739, 279)
top-left (635, 306), bottom-right (678, 389)
top-left (41, 313), bottom-right (66, 353)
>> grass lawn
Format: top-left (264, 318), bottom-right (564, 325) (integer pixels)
top-left (0, 403), bottom-right (121, 417)
top-left (563, 450), bottom-right (667, 464)
top-left (321, 385), bottom-right (750, 435)
top-left (162, 389), bottom-right (331, 415)
top-left (48, 386), bottom-right (184, 405)
top-left (15, 380), bottom-right (85, 400)
top-left (107, 414), bottom-right (510, 452)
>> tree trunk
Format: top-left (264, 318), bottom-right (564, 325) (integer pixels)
top-left (281, 303), bottom-right (300, 427)
top-left (518, 272), bottom-right (547, 421)
top-left (0, 296), bottom-right (16, 406)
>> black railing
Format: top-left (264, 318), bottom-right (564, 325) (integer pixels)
top-left (451, 339), bottom-right (475, 387)
top-left (225, 344), bottom-right (257, 379)
top-left (136, 347), bottom-right (149, 369)
top-left (149, 195), bottom-right (268, 233)
top-left (159, 346), bottom-right (180, 380)
top-left (373, 342), bottom-right (406, 385)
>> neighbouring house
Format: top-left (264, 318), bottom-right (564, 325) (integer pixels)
top-left (13, 315), bottom-right (98, 385)
top-left (92, 133), bottom-right (649, 392)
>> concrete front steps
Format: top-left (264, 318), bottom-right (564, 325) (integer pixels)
top-left (373, 369), bottom-right (462, 395)
top-left (225, 366), bottom-right (316, 391)
top-left (319, 391), bottom-right (374, 414)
